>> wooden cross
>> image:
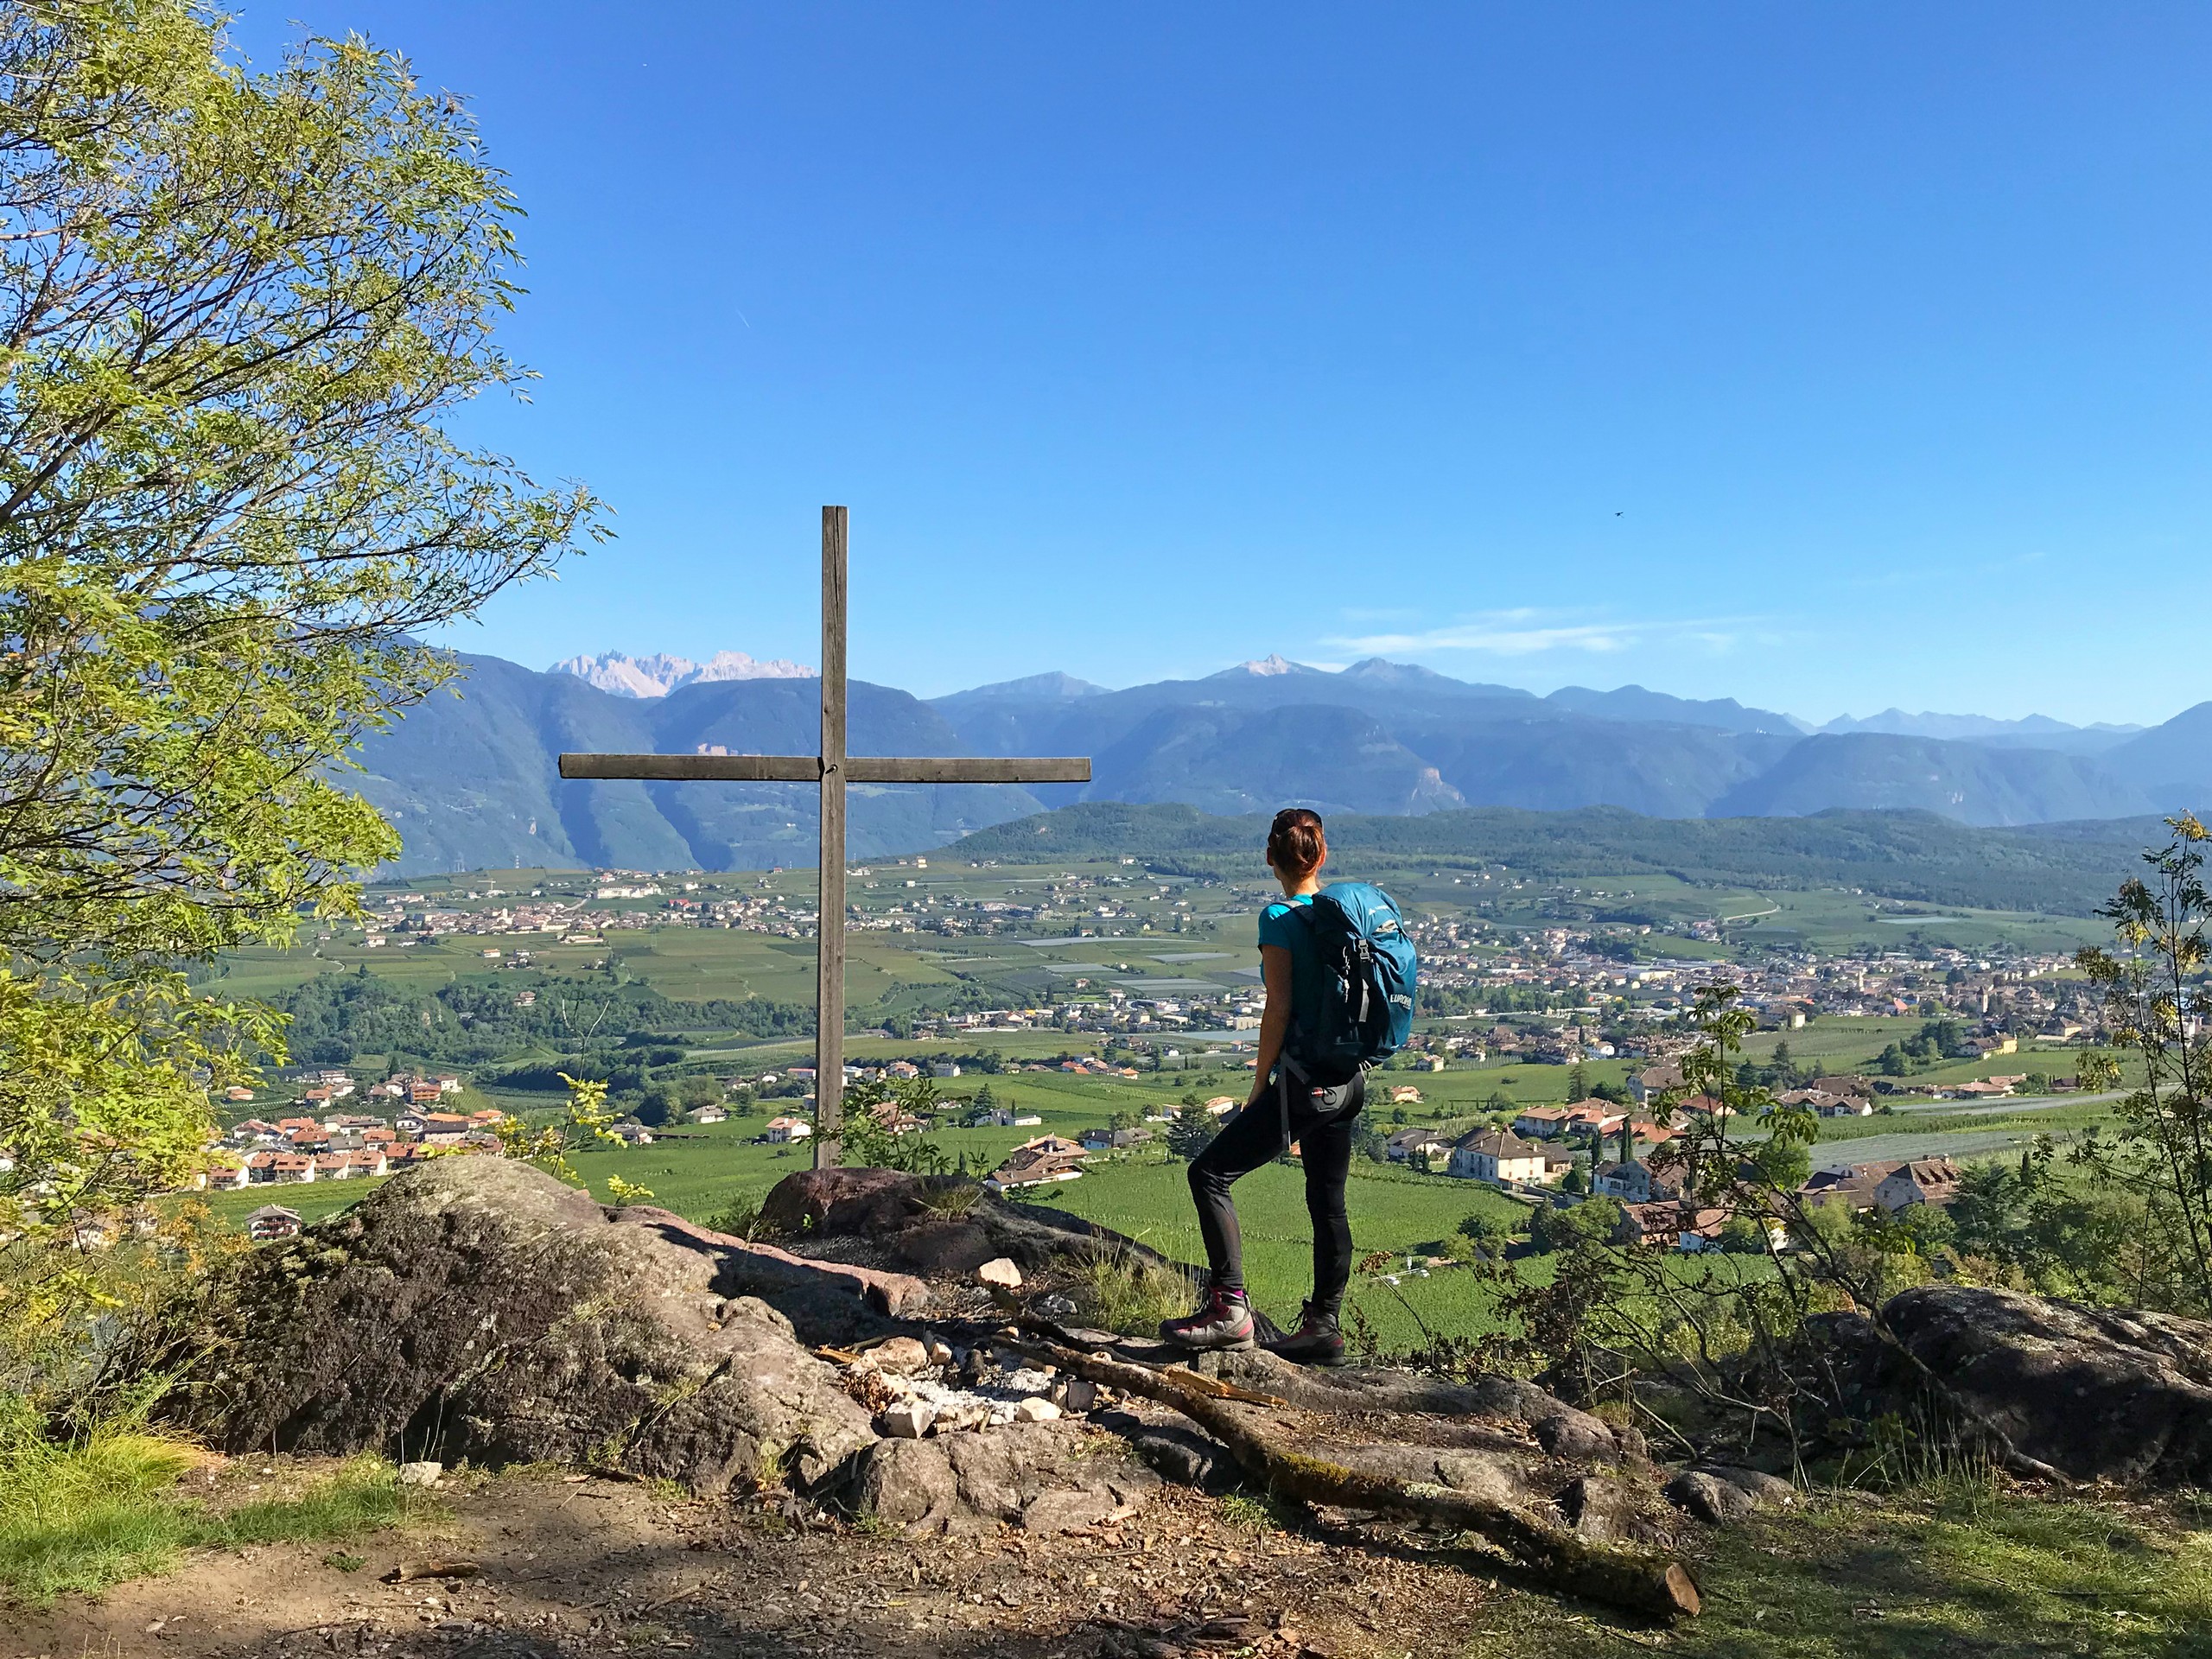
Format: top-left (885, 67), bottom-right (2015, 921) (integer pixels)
top-left (557, 506), bottom-right (1091, 1168)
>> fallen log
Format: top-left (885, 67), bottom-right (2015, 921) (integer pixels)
top-left (1005, 1328), bottom-right (1700, 1620)
top-left (1154, 1365), bottom-right (1288, 1408)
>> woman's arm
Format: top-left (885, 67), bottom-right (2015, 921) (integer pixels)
top-left (1249, 943), bottom-right (1295, 1106)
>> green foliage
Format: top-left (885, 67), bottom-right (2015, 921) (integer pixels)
top-left (278, 973), bottom-right (807, 1067)
top-left (2072, 813), bottom-right (2212, 1315)
top-left (1529, 1197), bottom-right (1619, 1253)
top-left (491, 1072), bottom-right (633, 1198)
top-left (705, 1195), bottom-right (767, 1240)
top-left (1715, 1213), bottom-right (1770, 1254)
top-left (1456, 1211), bottom-right (1516, 1246)
top-left (1164, 1109), bottom-right (1219, 1162)
top-left (0, 0), bottom-right (599, 1344)
top-left (2077, 1048), bottom-right (2123, 1092)
top-left (840, 1078), bottom-right (954, 1175)
top-left (1949, 1140), bottom-right (2194, 1307)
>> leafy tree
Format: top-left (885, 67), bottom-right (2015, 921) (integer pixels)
top-left (0, 5), bottom-right (600, 1340)
top-left (1165, 1111), bottom-right (1217, 1162)
top-left (1456, 1211), bottom-right (1515, 1246)
top-left (2074, 815), bottom-right (2212, 1314)
top-left (1530, 1197), bottom-right (1619, 1253)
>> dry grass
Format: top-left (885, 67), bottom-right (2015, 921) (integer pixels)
top-left (1074, 1249), bottom-right (1194, 1336)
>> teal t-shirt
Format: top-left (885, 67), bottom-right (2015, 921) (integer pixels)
top-left (1259, 894), bottom-right (1325, 1048)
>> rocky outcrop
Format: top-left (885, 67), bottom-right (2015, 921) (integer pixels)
top-left (760, 1167), bottom-right (1190, 1281)
top-left (1820, 1284), bottom-right (2212, 1486)
top-left (143, 1159), bottom-right (880, 1492)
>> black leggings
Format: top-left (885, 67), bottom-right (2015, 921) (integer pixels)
top-left (1187, 1070), bottom-right (1365, 1313)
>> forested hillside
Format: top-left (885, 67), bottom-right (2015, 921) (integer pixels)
top-left (950, 801), bottom-right (2149, 914)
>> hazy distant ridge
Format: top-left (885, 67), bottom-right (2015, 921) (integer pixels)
top-left (348, 648), bottom-right (2212, 874)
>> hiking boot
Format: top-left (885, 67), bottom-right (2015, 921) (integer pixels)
top-left (1263, 1302), bottom-right (1345, 1367)
top-left (1159, 1281), bottom-right (1255, 1351)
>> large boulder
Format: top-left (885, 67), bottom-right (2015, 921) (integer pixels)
top-left (145, 1159), bottom-right (878, 1493)
top-left (760, 1167), bottom-right (1191, 1278)
top-left (1821, 1285), bottom-right (2212, 1486)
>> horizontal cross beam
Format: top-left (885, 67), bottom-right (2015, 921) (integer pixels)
top-left (558, 753), bottom-right (1091, 785)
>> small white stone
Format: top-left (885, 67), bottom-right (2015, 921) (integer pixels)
top-left (924, 1334), bottom-right (955, 1366)
top-left (1014, 1397), bottom-right (1062, 1423)
top-left (397, 1461), bottom-right (443, 1487)
top-left (878, 1402), bottom-right (936, 1439)
top-left (976, 1257), bottom-right (1023, 1289)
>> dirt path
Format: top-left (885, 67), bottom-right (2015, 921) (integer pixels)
top-left (1, 1453), bottom-right (1511, 1659)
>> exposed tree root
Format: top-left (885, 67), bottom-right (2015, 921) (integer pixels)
top-left (1001, 1328), bottom-right (1701, 1620)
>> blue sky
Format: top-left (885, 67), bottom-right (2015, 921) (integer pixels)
top-left (238, 4), bottom-right (2211, 724)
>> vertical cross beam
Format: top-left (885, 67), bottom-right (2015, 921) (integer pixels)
top-left (556, 505), bottom-right (1088, 1176)
top-left (816, 506), bottom-right (849, 1170)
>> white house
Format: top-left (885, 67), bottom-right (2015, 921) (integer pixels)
top-left (1448, 1128), bottom-right (1553, 1185)
top-left (764, 1116), bottom-right (814, 1143)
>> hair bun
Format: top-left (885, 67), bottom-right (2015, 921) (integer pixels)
top-left (1267, 808), bottom-right (1326, 878)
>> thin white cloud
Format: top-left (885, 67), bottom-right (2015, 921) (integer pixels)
top-left (1329, 608), bottom-right (1762, 658)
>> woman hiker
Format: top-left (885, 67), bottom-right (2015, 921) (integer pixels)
top-left (1160, 807), bottom-right (1366, 1366)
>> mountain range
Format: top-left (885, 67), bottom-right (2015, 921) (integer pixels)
top-left (347, 649), bottom-right (2212, 874)
top-left (548, 649), bottom-right (813, 698)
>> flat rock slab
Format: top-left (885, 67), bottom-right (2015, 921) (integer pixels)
top-left (849, 1417), bottom-right (1158, 1535)
top-left (622, 1205), bottom-right (931, 1330)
